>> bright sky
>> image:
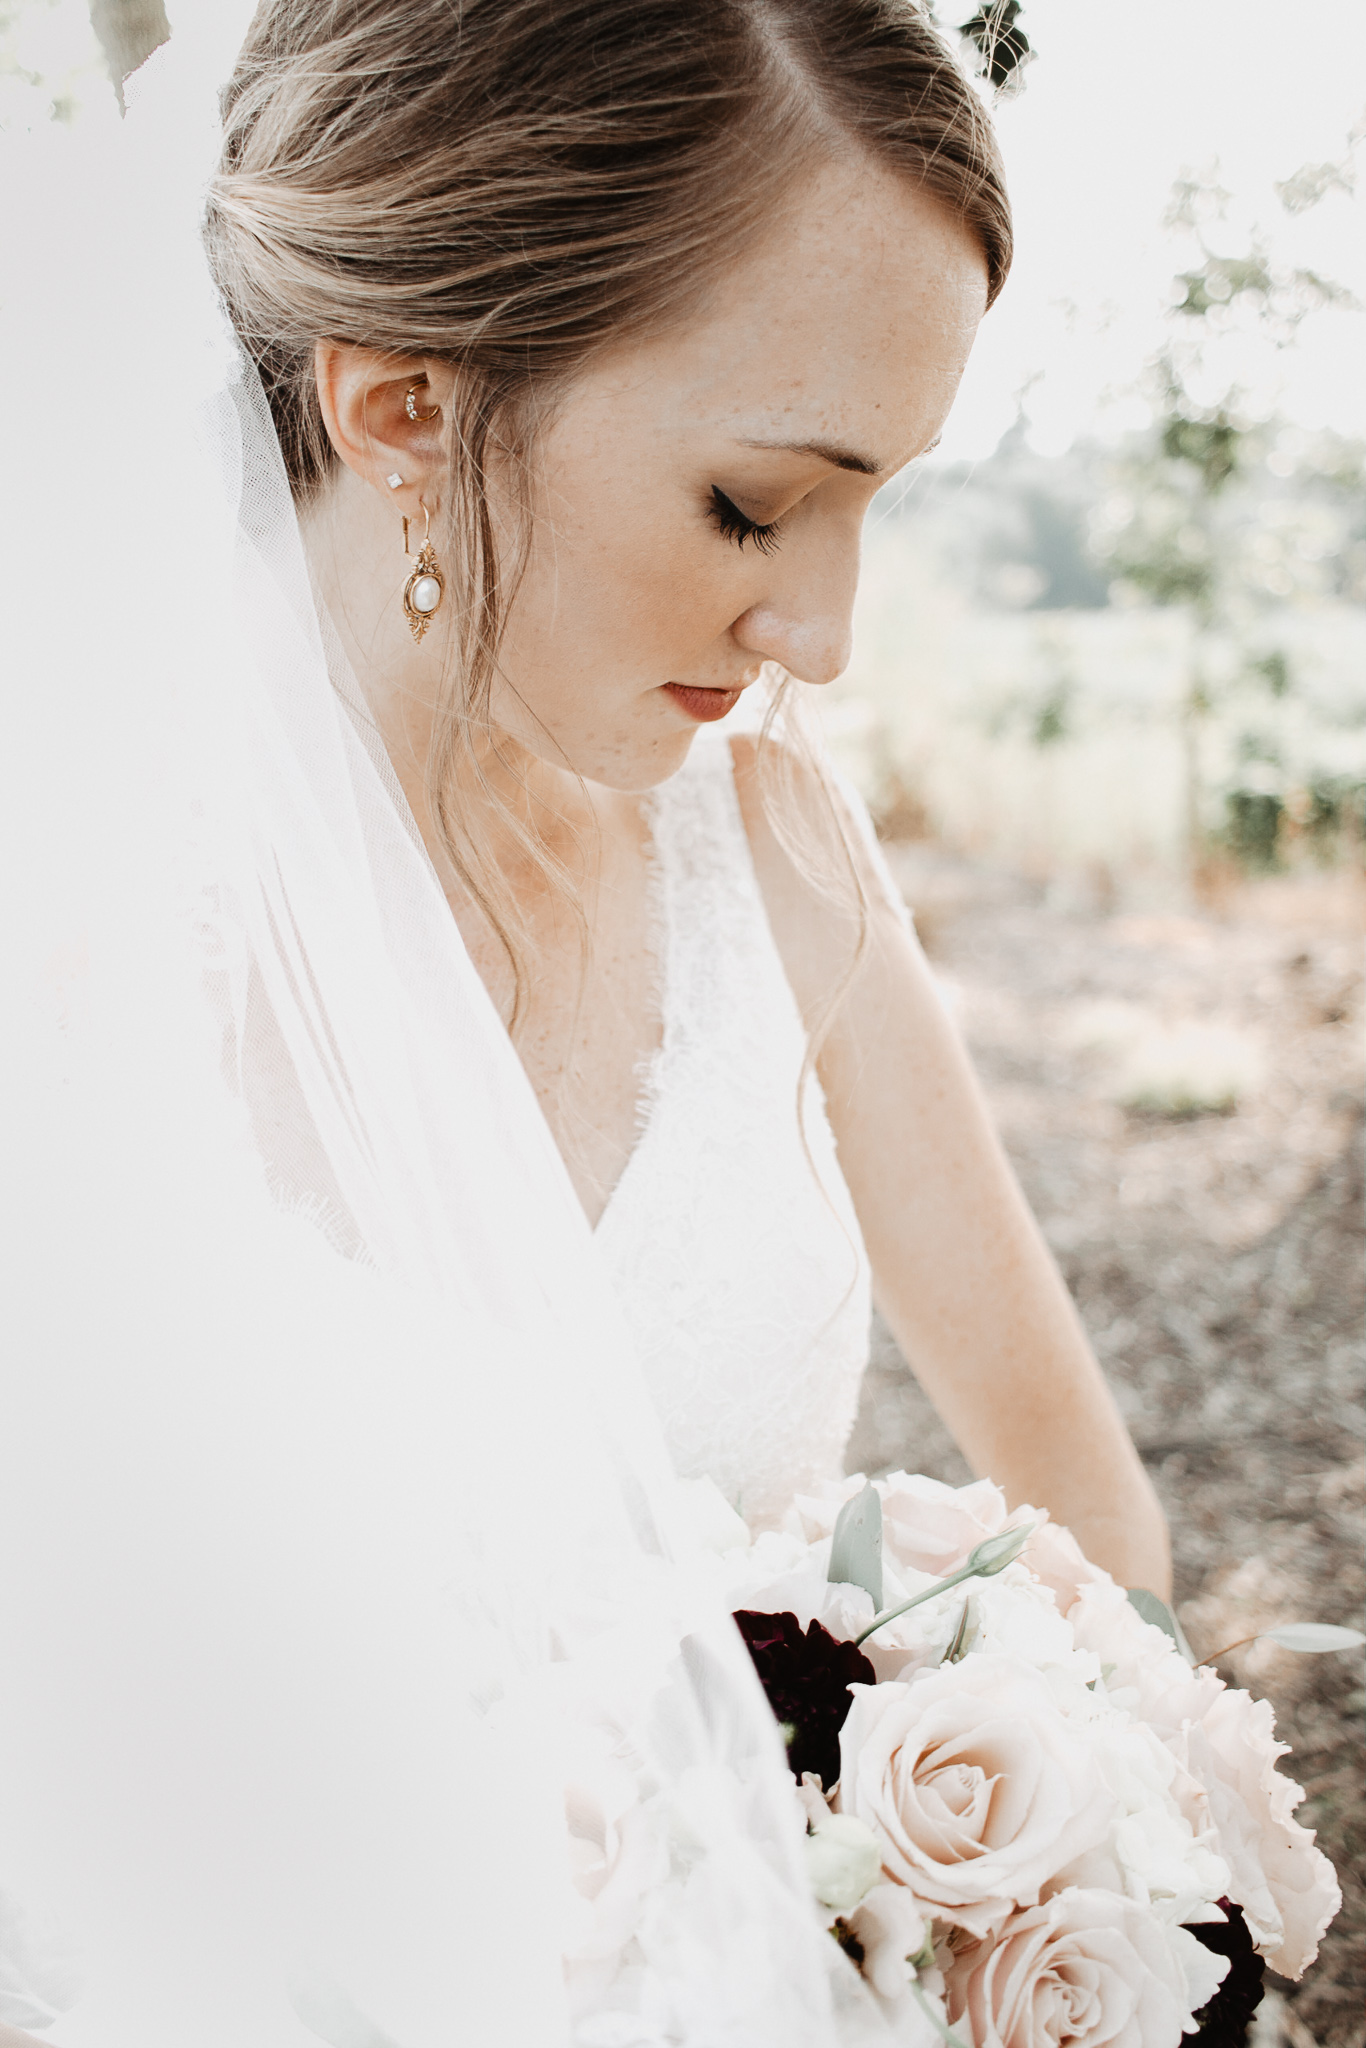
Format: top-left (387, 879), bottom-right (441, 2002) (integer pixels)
top-left (945, 0), bottom-right (1366, 459)
top-left (6, 0), bottom-right (1364, 463)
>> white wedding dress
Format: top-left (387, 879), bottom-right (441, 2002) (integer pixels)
top-left (0, 16), bottom-right (915, 2040)
top-left (597, 730), bottom-right (871, 1529)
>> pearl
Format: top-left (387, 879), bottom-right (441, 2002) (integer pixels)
top-left (411, 574), bottom-right (442, 614)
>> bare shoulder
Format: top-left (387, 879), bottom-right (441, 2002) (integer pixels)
top-left (729, 731), bottom-right (856, 1022)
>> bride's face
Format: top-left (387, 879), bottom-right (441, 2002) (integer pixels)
top-left (488, 154), bottom-right (987, 791)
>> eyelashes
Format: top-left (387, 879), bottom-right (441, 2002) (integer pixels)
top-left (707, 485), bottom-right (784, 556)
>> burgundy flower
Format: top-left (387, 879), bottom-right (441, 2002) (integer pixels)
top-left (734, 1609), bottom-right (875, 1790)
top-left (1188, 1901), bottom-right (1265, 2046)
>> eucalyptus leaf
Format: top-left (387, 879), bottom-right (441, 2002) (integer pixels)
top-left (828, 1480), bottom-right (883, 1611)
top-left (1127, 1587), bottom-right (1195, 1664)
top-left (1261, 1623), bottom-right (1365, 1654)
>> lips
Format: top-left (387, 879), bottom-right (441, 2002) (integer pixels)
top-left (662, 682), bottom-right (744, 724)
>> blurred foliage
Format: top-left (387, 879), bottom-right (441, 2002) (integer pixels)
top-left (881, 426), bottom-right (1113, 614)
top-left (0, 0), bottom-right (45, 92)
top-left (1084, 156), bottom-right (1365, 875)
top-left (1224, 787), bottom-right (1284, 871)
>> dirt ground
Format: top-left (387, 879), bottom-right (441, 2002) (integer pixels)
top-left (846, 845), bottom-right (1365, 2048)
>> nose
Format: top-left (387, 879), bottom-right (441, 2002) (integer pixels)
top-left (731, 526), bottom-right (860, 687)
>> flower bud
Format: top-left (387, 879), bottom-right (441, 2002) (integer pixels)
top-left (966, 1522), bottom-right (1034, 1579)
top-left (805, 1813), bottom-right (882, 1914)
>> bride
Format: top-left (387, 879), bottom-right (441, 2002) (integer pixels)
top-left (206, 0), bottom-right (1168, 1590)
top-left (0, 0), bottom-right (1164, 2040)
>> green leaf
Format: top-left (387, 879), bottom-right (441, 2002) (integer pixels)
top-left (1127, 1587), bottom-right (1195, 1664)
top-left (944, 1597), bottom-right (972, 1665)
top-left (1262, 1623), bottom-right (1365, 1654)
top-left (828, 1481), bottom-right (883, 1611)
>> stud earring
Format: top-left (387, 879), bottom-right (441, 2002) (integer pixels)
top-left (401, 500), bottom-right (445, 643)
top-left (385, 471), bottom-right (404, 489)
top-left (404, 381), bottom-right (440, 424)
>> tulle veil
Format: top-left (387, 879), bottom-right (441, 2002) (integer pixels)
top-left (0, 6), bottom-right (892, 2042)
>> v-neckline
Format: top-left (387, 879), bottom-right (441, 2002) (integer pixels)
top-left (591, 1031), bottom-right (666, 1237)
top-left (587, 781), bottom-right (669, 1237)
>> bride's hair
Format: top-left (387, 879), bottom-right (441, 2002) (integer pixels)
top-left (206, 0), bottom-right (1010, 1025)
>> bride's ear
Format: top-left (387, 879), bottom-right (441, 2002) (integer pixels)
top-left (313, 340), bottom-right (452, 500)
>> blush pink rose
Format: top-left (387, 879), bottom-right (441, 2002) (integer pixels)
top-left (1023, 1521), bottom-right (1110, 1617)
top-left (944, 1888), bottom-right (1228, 2048)
top-left (785, 1472), bottom-right (1022, 1580)
top-left (878, 1473), bottom-right (1016, 1578)
top-left (835, 1656), bottom-right (1115, 1937)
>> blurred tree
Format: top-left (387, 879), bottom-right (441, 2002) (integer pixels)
top-left (1091, 154), bottom-right (1362, 876)
top-left (88, 0), bottom-right (167, 109)
top-left (0, 0), bottom-right (42, 93)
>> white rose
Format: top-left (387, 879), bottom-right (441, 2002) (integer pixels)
top-left (945, 1888), bottom-right (1229, 2048)
top-left (835, 1656), bottom-right (1116, 1937)
top-left (964, 1571), bottom-right (1095, 1680)
top-left (1056, 1714), bottom-right (1229, 1926)
top-left (1068, 1579), bottom-right (1193, 1714)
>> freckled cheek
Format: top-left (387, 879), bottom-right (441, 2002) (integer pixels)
top-left (525, 524), bottom-right (748, 684)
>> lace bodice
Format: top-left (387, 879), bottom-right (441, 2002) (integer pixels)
top-left (595, 732), bottom-right (871, 1529)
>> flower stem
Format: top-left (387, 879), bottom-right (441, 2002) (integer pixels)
top-left (909, 1979), bottom-right (970, 2048)
top-left (1200, 1633), bottom-right (1260, 1667)
top-left (853, 1523), bottom-right (1035, 1649)
top-left (853, 1563), bottom-right (977, 1648)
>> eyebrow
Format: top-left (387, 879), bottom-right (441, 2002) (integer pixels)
top-left (738, 433), bottom-right (940, 475)
top-left (737, 436), bottom-right (885, 476)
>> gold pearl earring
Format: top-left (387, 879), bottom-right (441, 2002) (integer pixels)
top-left (402, 500), bottom-right (445, 643)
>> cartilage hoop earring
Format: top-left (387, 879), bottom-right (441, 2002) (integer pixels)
top-left (402, 501), bottom-right (445, 643)
top-left (404, 381), bottom-right (440, 423)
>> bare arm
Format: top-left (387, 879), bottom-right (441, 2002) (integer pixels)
top-left (735, 743), bottom-right (1170, 1596)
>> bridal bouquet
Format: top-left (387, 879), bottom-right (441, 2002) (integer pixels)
top-left (691, 1471), bottom-right (1345, 2048)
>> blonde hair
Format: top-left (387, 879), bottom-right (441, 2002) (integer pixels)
top-left (206, 0), bottom-right (1010, 1023)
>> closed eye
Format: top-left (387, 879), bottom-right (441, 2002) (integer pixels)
top-left (707, 485), bottom-right (784, 556)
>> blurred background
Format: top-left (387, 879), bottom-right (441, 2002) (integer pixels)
top-left (3, 2), bottom-right (1362, 2043)
top-left (831, 13), bottom-right (1366, 2047)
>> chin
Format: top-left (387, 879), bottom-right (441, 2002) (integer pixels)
top-left (542, 725), bottom-right (698, 796)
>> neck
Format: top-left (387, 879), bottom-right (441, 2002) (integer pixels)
top-left (300, 465), bottom-right (610, 890)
